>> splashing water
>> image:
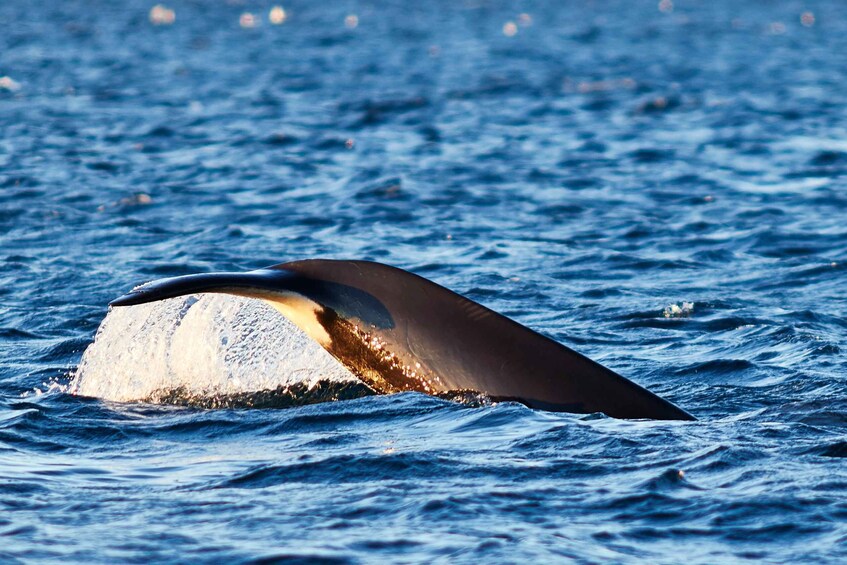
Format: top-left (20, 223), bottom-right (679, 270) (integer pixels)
top-left (663, 301), bottom-right (695, 318)
top-left (70, 294), bottom-right (360, 404)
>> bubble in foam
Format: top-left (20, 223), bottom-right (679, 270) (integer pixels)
top-left (70, 294), bottom-right (358, 403)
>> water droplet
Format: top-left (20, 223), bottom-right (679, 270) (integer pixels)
top-left (269, 6), bottom-right (286, 25)
top-left (240, 12), bottom-right (257, 28)
top-left (149, 4), bottom-right (175, 25)
top-left (0, 76), bottom-right (21, 92)
top-left (801, 11), bottom-right (815, 27)
top-left (769, 22), bottom-right (786, 35)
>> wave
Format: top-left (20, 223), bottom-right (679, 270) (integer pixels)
top-left (142, 381), bottom-right (375, 409)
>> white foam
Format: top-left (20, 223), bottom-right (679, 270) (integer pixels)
top-left (70, 294), bottom-right (358, 402)
top-left (663, 301), bottom-right (694, 319)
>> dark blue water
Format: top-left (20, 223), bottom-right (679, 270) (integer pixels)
top-left (2, 0), bottom-right (847, 561)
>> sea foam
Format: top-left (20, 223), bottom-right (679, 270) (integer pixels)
top-left (70, 294), bottom-right (358, 403)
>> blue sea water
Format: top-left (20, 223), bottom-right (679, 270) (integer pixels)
top-left (2, 0), bottom-right (847, 561)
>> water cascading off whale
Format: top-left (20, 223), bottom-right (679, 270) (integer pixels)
top-left (110, 259), bottom-right (695, 420)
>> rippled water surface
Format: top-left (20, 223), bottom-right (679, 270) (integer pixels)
top-left (2, 0), bottom-right (847, 562)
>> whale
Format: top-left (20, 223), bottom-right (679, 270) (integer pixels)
top-left (110, 259), bottom-right (695, 420)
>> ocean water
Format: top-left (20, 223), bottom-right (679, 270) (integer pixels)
top-left (2, 0), bottom-right (847, 562)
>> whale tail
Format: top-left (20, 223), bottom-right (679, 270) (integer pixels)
top-left (111, 260), bottom-right (695, 421)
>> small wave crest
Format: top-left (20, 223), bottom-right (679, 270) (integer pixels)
top-left (70, 294), bottom-right (359, 404)
top-left (663, 302), bottom-right (694, 318)
top-left (434, 389), bottom-right (496, 409)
